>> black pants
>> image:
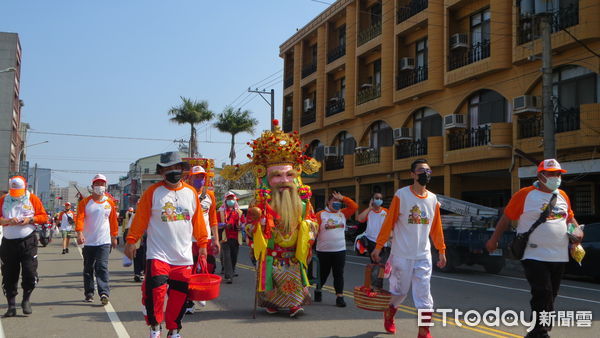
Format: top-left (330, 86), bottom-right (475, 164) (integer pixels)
top-left (221, 238), bottom-right (239, 279)
top-left (366, 239), bottom-right (391, 289)
top-left (0, 233), bottom-right (38, 299)
top-left (521, 259), bottom-right (565, 337)
top-left (317, 250), bottom-right (345, 295)
top-left (133, 236), bottom-right (147, 276)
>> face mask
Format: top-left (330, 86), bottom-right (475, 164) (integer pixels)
top-left (93, 186), bottom-right (106, 195)
top-left (192, 177), bottom-right (205, 189)
top-left (542, 175), bottom-right (561, 191)
top-left (417, 172), bottom-right (431, 186)
top-left (164, 170), bottom-right (183, 184)
top-left (373, 199), bottom-right (383, 207)
top-left (331, 201), bottom-right (342, 211)
top-left (226, 200), bottom-right (235, 207)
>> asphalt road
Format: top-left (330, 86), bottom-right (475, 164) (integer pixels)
top-left (0, 237), bottom-right (598, 338)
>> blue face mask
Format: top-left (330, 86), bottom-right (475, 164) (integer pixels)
top-left (373, 199), bottom-right (383, 207)
top-left (331, 201), bottom-right (342, 211)
top-left (226, 200), bottom-right (235, 207)
top-left (192, 177), bottom-right (205, 190)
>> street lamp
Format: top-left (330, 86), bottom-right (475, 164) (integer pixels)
top-left (0, 67), bottom-right (16, 74)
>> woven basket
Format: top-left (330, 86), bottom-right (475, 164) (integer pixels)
top-left (353, 264), bottom-right (391, 312)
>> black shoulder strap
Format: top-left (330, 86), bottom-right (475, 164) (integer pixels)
top-left (524, 193), bottom-right (557, 235)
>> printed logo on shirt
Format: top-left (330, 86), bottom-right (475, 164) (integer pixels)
top-left (540, 203), bottom-right (567, 220)
top-left (408, 205), bottom-right (430, 225)
top-left (22, 204), bottom-right (32, 211)
top-left (324, 218), bottom-right (343, 230)
top-left (160, 201), bottom-right (191, 222)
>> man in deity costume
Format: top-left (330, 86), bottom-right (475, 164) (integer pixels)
top-left (221, 120), bottom-right (320, 318)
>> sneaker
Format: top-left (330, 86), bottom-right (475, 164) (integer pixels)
top-left (149, 326), bottom-right (161, 338)
top-left (384, 305), bottom-right (397, 334)
top-left (3, 307), bottom-right (16, 318)
top-left (289, 306), bottom-right (304, 318)
top-left (84, 294), bottom-right (93, 303)
top-left (224, 278), bottom-right (233, 284)
top-left (21, 299), bottom-right (32, 314)
top-left (134, 275), bottom-right (143, 282)
top-left (265, 307), bottom-right (278, 314)
top-left (197, 301), bottom-right (206, 307)
top-left (417, 326), bottom-right (432, 338)
top-left (335, 296), bottom-right (346, 308)
top-left (66, 248), bottom-right (69, 253)
top-left (168, 333), bottom-right (181, 338)
top-left (100, 294), bottom-right (109, 305)
top-left (184, 300), bottom-right (195, 314)
top-left (314, 290), bottom-right (322, 302)
top-left (62, 249), bottom-right (66, 254)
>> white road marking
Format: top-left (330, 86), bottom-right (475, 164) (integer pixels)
top-left (76, 241), bottom-right (130, 338)
top-left (0, 314), bottom-right (5, 338)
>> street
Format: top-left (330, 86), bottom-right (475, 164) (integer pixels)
top-left (0, 238), bottom-right (598, 338)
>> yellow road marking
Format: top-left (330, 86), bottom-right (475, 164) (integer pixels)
top-left (238, 263), bottom-right (520, 337)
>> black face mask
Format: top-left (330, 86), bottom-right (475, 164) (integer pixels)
top-left (164, 170), bottom-right (183, 184)
top-left (417, 172), bottom-right (431, 186)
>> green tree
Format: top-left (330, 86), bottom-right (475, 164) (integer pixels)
top-left (168, 97), bottom-right (213, 157)
top-left (214, 106), bottom-right (259, 165)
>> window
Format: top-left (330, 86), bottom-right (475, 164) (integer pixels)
top-left (338, 25), bottom-right (346, 47)
top-left (471, 8), bottom-right (490, 46)
top-left (413, 108), bottom-right (442, 140)
top-left (144, 168), bottom-right (150, 174)
top-left (340, 77), bottom-right (346, 98)
top-left (552, 66), bottom-right (598, 111)
top-left (335, 132), bottom-right (356, 155)
top-left (373, 59), bottom-right (381, 86)
top-left (311, 44), bottom-right (317, 64)
top-left (369, 121), bottom-right (393, 149)
top-left (415, 38), bottom-right (428, 68)
top-left (370, 2), bottom-right (382, 24)
top-left (468, 90), bottom-right (508, 128)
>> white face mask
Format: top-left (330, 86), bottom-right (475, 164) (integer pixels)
top-left (93, 185), bottom-right (106, 195)
top-left (542, 175), bottom-right (561, 191)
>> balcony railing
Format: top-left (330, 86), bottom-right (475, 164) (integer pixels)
top-left (518, 4), bottom-right (579, 44)
top-left (357, 83), bottom-right (381, 105)
top-left (327, 44), bottom-right (346, 63)
top-left (397, 66), bottom-right (428, 90)
top-left (396, 138), bottom-right (427, 159)
top-left (448, 40), bottom-right (491, 71)
top-left (517, 108), bottom-right (581, 139)
top-left (284, 76), bottom-right (293, 89)
top-left (358, 22), bottom-right (382, 46)
top-left (300, 108), bottom-right (316, 127)
top-left (283, 109), bottom-right (293, 133)
top-left (448, 125), bottom-right (491, 150)
top-left (355, 147), bottom-right (380, 166)
top-left (302, 62), bottom-right (317, 78)
top-left (325, 156), bottom-right (344, 171)
top-left (397, 0), bottom-right (428, 24)
top-left (326, 98), bottom-right (345, 117)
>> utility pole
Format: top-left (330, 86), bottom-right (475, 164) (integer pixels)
top-left (540, 7), bottom-right (555, 159)
top-left (248, 88), bottom-right (275, 130)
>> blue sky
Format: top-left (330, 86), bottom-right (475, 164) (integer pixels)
top-left (1, 0), bottom-right (328, 187)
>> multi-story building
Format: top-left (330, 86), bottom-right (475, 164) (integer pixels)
top-left (280, 0), bottom-right (600, 222)
top-left (0, 32), bottom-right (22, 193)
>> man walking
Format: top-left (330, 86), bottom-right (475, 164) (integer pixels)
top-left (57, 202), bottom-right (75, 254)
top-left (0, 176), bottom-right (48, 317)
top-left (218, 191), bottom-right (242, 284)
top-left (75, 174), bottom-right (118, 305)
top-left (371, 159), bottom-right (446, 337)
top-left (357, 192), bottom-right (389, 289)
top-left (125, 151), bottom-right (207, 338)
top-left (486, 159), bottom-right (581, 338)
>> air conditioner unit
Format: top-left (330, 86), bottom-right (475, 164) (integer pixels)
top-left (303, 98), bottom-right (313, 112)
top-left (393, 128), bottom-right (413, 140)
top-left (324, 146), bottom-right (338, 157)
top-left (399, 57), bottom-right (415, 71)
top-left (513, 95), bottom-right (541, 114)
top-left (444, 114), bottom-right (466, 129)
top-left (450, 33), bottom-right (469, 49)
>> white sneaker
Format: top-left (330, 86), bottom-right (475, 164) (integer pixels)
top-left (197, 301), bottom-right (206, 307)
top-left (184, 306), bottom-right (195, 314)
top-left (149, 327), bottom-right (161, 338)
top-left (168, 333), bottom-right (181, 338)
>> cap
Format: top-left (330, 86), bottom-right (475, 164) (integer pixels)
top-left (92, 174), bottom-right (107, 183)
top-left (157, 151), bottom-right (186, 168)
top-left (224, 191), bottom-right (237, 199)
top-left (190, 165), bottom-right (206, 175)
top-left (537, 159), bottom-right (567, 173)
top-left (8, 176), bottom-right (26, 198)
top-left (65, 202), bottom-right (71, 206)
top-left (128, 207), bottom-right (134, 212)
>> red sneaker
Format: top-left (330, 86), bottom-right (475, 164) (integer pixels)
top-left (289, 306), bottom-right (304, 317)
top-left (417, 326), bottom-right (432, 338)
top-left (384, 305), bottom-right (397, 334)
top-left (265, 307), bottom-right (278, 314)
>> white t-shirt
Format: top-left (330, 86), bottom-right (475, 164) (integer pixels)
top-left (505, 186), bottom-right (573, 262)
top-left (60, 210), bottom-right (75, 231)
top-left (79, 196), bottom-right (115, 246)
top-left (1, 193), bottom-right (38, 239)
top-left (316, 209), bottom-right (347, 252)
top-left (364, 208), bottom-right (388, 242)
top-left (196, 193), bottom-right (213, 241)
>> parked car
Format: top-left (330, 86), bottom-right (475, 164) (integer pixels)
top-left (565, 222), bottom-right (600, 282)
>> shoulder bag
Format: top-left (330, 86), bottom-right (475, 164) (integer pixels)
top-left (509, 193), bottom-right (557, 259)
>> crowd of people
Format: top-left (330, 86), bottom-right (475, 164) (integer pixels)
top-left (0, 135), bottom-right (585, 338)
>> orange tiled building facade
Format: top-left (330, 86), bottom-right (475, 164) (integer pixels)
top-left (279, 0), bottom-right (600, 222)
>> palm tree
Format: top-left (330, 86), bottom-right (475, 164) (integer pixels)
top-left (168, 97), bottom-right (213, 157)
top-left (214, 106), bottom-right (259, 165)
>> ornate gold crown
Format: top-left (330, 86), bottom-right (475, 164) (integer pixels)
top-left (221, 120), bottom-right (320, 180)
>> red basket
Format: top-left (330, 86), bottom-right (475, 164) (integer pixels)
top-left (188, 273), bottom-right (222, 301)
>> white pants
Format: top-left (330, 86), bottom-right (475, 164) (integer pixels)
top-left (388, 256), bottom-right (433, 309)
